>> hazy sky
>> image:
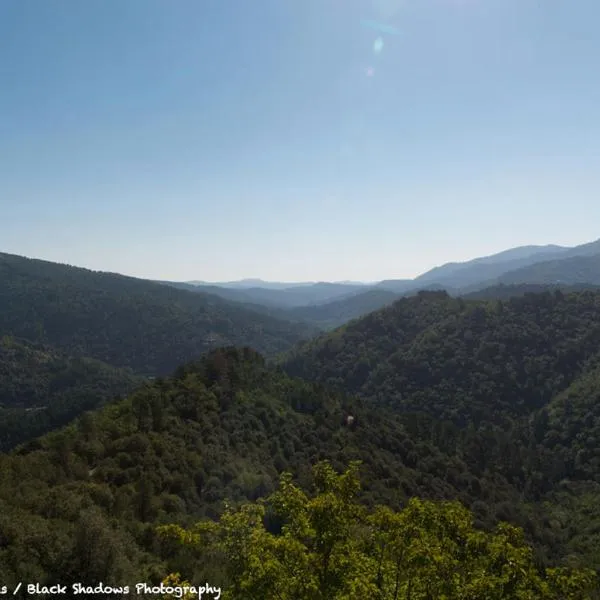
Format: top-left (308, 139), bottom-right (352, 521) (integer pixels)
top-left (1, 0), bottom-right (599, 282)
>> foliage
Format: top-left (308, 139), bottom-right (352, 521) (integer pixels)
top-left (282, 290), bottom-right (600, 426)
top-left (0, 335), bottom-right (143, 450)
top-left (161, 462), bottom-right (599, 599)
top-left (0, 346), bottom-right (584, 587)
top-left (4, 277), bottom-right (600, 589)
top-left (0, 252), bottom-right (314, 376)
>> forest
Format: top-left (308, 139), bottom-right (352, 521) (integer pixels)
top-left (3, 255), bottom-right (600, 596)
top-left (0, 252), bottom-right (316, 375)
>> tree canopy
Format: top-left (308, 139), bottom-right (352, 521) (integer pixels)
top-left (160, 462), bottom-right (599, 599)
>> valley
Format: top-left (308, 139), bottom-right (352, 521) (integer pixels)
top-left (2, 245), bottom-right (600, 596)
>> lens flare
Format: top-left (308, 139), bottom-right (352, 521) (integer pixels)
top-left (360, 19), bottom-right (401, 36)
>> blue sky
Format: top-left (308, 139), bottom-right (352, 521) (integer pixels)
top-left (1, 0), bottom-right (599, 282)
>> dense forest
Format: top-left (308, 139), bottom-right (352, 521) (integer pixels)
top-left (280, 290), bottom-right (600, 567)
top-left (0, 336), bottom-right (144, 451)
top-left (461, 282), bottom-right (600, 301)
top-left (281, 290), bottom-right (600, 424)
top-left (0, 252), bottom-right (316, 375)
top-left (5, 254), bottom-right (600, 595)
top-left (0, 345), bottom-right (599, 596)
top-left (161, 462), bottom-right (598, 599)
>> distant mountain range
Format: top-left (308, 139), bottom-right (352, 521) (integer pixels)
top-left (187, 278), bottom-right (372, 290)
top-left (165, 238), bottom-right (600, 322)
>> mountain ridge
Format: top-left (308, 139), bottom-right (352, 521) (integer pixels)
top-left (0, 251), bottom-right (315, 376)
top-left (161, 237), bottom-right (600, 309)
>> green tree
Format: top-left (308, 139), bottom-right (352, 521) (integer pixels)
top-left (159, 462), bottom-right (599, 599)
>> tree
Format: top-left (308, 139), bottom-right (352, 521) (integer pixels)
top-left (158, 462), bottom-right (599, 599)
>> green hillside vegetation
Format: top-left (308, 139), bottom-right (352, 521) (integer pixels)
top-left (281, 289), bottom-right (600, 426)
top-left (279, 290), bottom-right (600, 565)
top-left (461, 283), bottom-right (600, 301)
top-left (0, 336), bottom-right (144, 451)
top-left (2, 347), bottom-right (599, 594)
top-left (162, 462), bottom-right (598, 599)
top-left (0, 252), bottom-right (314, 376)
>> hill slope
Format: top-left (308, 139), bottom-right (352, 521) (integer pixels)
top-left (461, 282), bottom-right (600, 301)
top-left (2, 346), bottom-right (599, 590)
top-left (284, 289), bottom-right (401, 330)
top-left (412, 238), bottom-right (600, 292)
top-left (415, 244), bottom-right (569, 288)
top-left (0, 252), bottom-right (314, 375)
top-left (495, 253), bottom-right (600, 287)
top-left (281, 289), bottom-right (600, 426)
top-left (0, 336), bottom-right (144, 451)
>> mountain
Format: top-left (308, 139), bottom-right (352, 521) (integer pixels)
top-left (187, 278), bottom-right (371, 290)
top-left (278, 289), bottom-right (600, 562)
top-left (375, 279), bottom-right (419, 293)
top-left (187, 278), bottom-right (317, 290)
top-left (0, 252), bottom-right (314, 376)
top-left (412, 238), bottom-right (600, 292)
top-left (170, 238), bottom-right (600, 311)
top-left (1, 345), bottom-right (598, 591)
top-left (495, 253), bottom-right (600, 287)
top-left (462, 282), bottom-right (600, 301)
top-left (284, 289), bottom-right (401, 330)
top-left (0, 336), bottom-right (144, 451)
top-left (415, 244), bottom-right (570, 289)
top-left (280, 289), bottom-right (600, 426)
top-left (175, 281), bottom-right (371, 309)
top-left (564, 238), bottom-right (600, 257)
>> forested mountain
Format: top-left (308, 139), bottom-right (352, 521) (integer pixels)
top-left (0, 336), bottom-right (144, 451)
top-left (166, 239), bottom-right (600, 314)
top-left (462, 283), bottom-right (600, 300)
top-left (413, 239), bottom-right (600, 290)
top-left (414, 244), bottom-right (570, 288)
top-left (284, 289), bottom-right (401, 330)
top-left (281, 290), bottom-right (600, 426)
top-left (159, 239), bottom-right (600, 315)
top-left (495, 253), bottom-right (600, 287)
top-left (6, 250), bottom-right (600, 594)
top-left (279, 290), bottom-right (600, 568)
top-left (0, 252), bottom-right (314, 376)
top-left (1, 346), bottom-right (599, 595)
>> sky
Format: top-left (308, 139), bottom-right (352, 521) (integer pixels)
top-left (1, 0), bottom-right (599, 282)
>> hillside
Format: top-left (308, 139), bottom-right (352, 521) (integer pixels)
top-left (164, 282), bottom-right (402, 330)
top-left (384, 238), bottom-right (600, 293)
top-left (462, 282), bottom-right (600, 301)
top-left (281, 289), bottom-right (600, 426)
top-left (2, 346), bottom-right (600, 591)
top-left (0, 252), bottom-right (314, 375)
top-left (284, 288), bottom-right (401, 330)
top-left (183, 281), bottom-right (369, 308)
top-left (159, 238), bottom-right (600, 314)
top-left (415, 244), bottom-right (569, 288)
top-left (0, 336), bottom-right (144, 451)
top-left (495, 253), bottom-right (600, 287)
